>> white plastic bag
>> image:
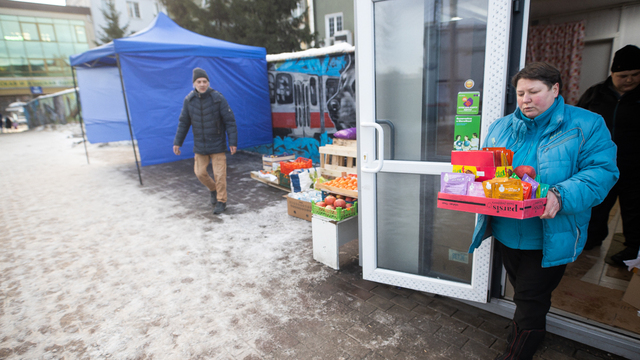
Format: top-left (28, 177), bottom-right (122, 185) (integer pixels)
top-left (289, 167), bottom-right (319, 193)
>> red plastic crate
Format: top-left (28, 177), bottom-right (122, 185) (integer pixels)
top-left (280, 157), bottom-right (313, 175)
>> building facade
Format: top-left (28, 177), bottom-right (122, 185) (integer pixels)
top-left (309, 0), bottom-right (354, 47)
top-left (67, 0), bottom-right (165, 43)
top-left (0, 0), bottom-right (93, 109)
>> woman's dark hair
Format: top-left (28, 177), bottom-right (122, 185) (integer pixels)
top-left (511, 62), bottom-right (562, 94)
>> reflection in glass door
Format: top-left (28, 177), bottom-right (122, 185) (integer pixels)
top-left (358, 0), bottom-right (513, 302)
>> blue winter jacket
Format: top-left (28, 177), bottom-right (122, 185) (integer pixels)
top-left (468, 96), bottom-right (619, 267)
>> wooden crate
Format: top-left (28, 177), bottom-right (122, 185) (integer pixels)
top-left (319, 143), bottom-right (357, 178)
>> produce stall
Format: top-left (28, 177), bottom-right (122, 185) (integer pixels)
top-left (250, 136), bottom-right (360, 270)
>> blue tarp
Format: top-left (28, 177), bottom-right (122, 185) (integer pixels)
top-left (69, 13), bottom-right (272, 166)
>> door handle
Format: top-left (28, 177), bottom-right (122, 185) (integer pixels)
top-left (361, 122), bottom-right (384, 173)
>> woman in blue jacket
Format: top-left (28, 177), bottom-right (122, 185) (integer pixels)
top-left (469, 63), bottom-right (619, 360)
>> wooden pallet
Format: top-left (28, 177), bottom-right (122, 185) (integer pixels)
top-left (250, 171), bottom-right (290, 192)
top-left (319, 143), bottom-right (357, 178)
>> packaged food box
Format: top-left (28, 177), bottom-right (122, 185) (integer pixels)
top-left (451, 150), bottom-right (513, 182)
top-left (437, 192), bottom-right (546, 219)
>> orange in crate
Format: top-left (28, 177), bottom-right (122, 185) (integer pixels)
top-left (280, 157), bottom-right (313, 175)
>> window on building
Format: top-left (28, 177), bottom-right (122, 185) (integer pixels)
top-left (292, 1), bottom-right (305, 18)
top-left (74, 26), bottom-right (87, 43)
top-left (0, 16), bottom-right (89, 77)
top-left (38, 24), bottom-right (56, 42)
top-left (127, 2), bottom-right (141, 19)
top-left (325, 13), bottom-right (343, 39)
top-left (20, 23), bottom-right (40, 41)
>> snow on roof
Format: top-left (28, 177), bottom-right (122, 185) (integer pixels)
top-left (266, 43), bottom-right (355, 62)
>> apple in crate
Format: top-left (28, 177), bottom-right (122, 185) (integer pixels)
top-left (325, 195), bottom-right (336, 206)
top-left (326, 205), bottom-right (335, 210)
top-left (316, 201), bottom-right (326, 207)
top-left (334, 199), bottom-right (347, 208)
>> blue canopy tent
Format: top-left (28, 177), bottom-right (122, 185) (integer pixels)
top-left (69, 13), bottom-right (272, 183)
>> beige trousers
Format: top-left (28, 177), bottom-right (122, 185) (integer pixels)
top-left (194, 153), bottom-right (227, 203)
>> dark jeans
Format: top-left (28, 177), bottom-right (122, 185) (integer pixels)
top-left (498, 241), bottom-right (567, 330)
top-left (587, 174), bottom-right (640, 250)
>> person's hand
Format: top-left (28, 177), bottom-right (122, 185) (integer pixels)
top-left (540, 190), bottom-right (560, 219)
top-left (230, 146), bottom-right (237, 155)
top-left (173, 145), bottom-right (181, 155)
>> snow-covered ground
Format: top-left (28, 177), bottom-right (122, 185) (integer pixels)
top-left (0, 126), bottom-right (335, 359)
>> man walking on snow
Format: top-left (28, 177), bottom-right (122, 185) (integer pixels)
top-left (173, 67), bottom-right (237, 215)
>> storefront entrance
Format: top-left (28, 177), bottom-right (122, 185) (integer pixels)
top-left (355, 0), bottom-right (640, 358)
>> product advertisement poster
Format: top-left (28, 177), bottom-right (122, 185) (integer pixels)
top-left (456, 91), bottom-right (480, 114)
top-left (453, 115), bottom-right (481, 151)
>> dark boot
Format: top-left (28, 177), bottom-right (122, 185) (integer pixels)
top-left (210, 191), bottom-right (217, 206)
top-left (497, 322), bottom-right (545, 360)
top-left (610, 246), bottom-right (640, 266)
top-left (213, 202), bottom-right (226, 215)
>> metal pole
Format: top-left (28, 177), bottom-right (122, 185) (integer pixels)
top-left (71, 65), bottom-right (90, 164)
top-left (116, 54), bottom-right (143, 186)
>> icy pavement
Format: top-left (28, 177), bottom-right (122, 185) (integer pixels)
top-left (0, 126), bottom-right (333, 359)
top-left (0, 126), bottom-right (627, 360)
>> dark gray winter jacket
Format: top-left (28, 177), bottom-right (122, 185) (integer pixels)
top-left (173, 88), bottom-right (237, 155)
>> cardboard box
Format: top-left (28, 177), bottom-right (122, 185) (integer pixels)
top-left (287, 196), bottom-right (312, 221)
top-left (622, 270), bottom-right (640, 310)
top-left (263, 154), bottom-right (295, 171)
top-left (437, 192), bottom-right (547, 219)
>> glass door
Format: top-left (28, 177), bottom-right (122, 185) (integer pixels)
top-left (356, 0), bottom-right (514, 302)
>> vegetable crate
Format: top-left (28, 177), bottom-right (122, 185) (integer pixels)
top-left (312, 201), bottom-right (358, 221)
top-left (278, 172), bottom-right (290, 188)
top-left (319, 143), bottom-right (357, 178)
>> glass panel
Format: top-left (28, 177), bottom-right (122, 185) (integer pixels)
top-left (53, 19), bottom-right (69, 25)
top-left (375, 0), bottom-right (488, 162)
top-left (10, 57), bottom-right (29, 76)
top-left (39, 24), bottom-right (56, 42)
top-left (19, 16), bottom-right (37, 22)
top-left (0, 41), bottom-right (7, 57)
top-left (37, 17), bottom-right (53, 23)
top-left (0, 15), bottom-right (19, 21)
top-left (42, 42), bottom-right (60, 58)
top-left (0, 57), bottom-right (10, 75)
top-left (24, 41), bottom-right (43, 57)
top-left (29, 58), bottom-right (45, 73)
top-left (329, 18), bottom-right (335, 37)
top-left (74, 25), bottom-right (87, 43)
top-left (21, 23), bottom-right (40, 41)
top-left (46, 58), bottom-right (69, 73)
top-left (54, 24), bottom-right (74, 42)
top-left (69, 20), bottom-right (84, 25)
top-left (376, 173), bottom-right (476, 283)
top-left (2, 21), bottom-right (23, 41)
top-left (5, 41), bottom-right (26, 58)
top-left (73, 43), bottom-right (89, 55)
top-left (57, 43), bottom-right (75, 58)
top-left (337, 16), bottom-right (343, 32)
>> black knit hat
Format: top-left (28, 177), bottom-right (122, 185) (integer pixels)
top-left (193, 67), bottom-right (209, 82)
top-left (611, 45), bottom-right (640, 72)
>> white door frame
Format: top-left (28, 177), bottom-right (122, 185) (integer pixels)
top-left (355, 0), bottom-right (514, 303)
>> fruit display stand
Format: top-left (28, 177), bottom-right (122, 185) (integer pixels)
top-left (315, 182), bottom-right (358, 199)
top-left (319, 140), bottom-right (357, 178)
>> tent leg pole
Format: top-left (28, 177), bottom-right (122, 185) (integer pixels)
top-left (116, 54), bottom-right (143, 186)
top-left (71, 65), bottom-right (90, 164)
